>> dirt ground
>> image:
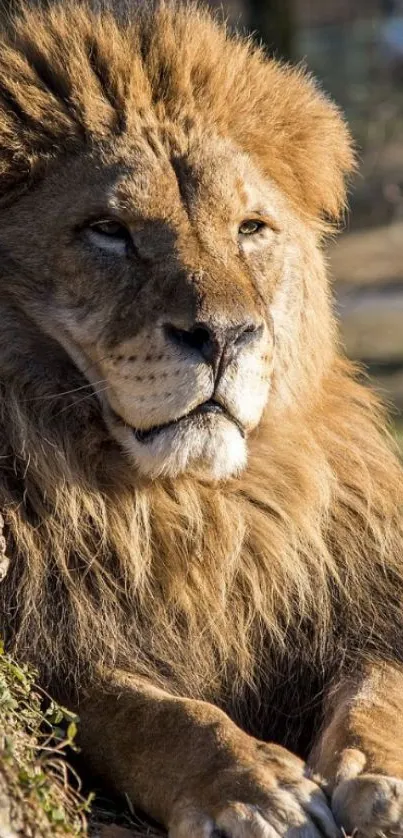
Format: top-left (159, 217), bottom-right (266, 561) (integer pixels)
top-left (328, 220), bottom-right (403, 417)
top-left (329, 219), bottom-right (403, 289)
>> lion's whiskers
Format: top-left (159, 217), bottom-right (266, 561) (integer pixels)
top-left (27, 379), bottom-right (108, 403)
top-left (53, 384), bottom-right (110, 417)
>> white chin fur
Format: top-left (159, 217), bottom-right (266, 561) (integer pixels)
top-left (108, 414), bottom-right (247, 479)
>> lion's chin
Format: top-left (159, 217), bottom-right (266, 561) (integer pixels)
top-left (107, 411), bottom-right (247, 480)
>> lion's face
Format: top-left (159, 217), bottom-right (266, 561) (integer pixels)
top-left (0, 0), bottom-right (354, 482)
top-left (2, 129), bottom-right (315, 480)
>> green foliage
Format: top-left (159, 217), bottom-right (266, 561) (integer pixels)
top-left (0, 643), bottom-right (91, 836)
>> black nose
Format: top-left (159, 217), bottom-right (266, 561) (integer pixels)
top-left (164, 320), bottom-right (263, 368)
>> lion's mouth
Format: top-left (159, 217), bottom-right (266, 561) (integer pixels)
top-left (112, 400), bottom-right (245, 444)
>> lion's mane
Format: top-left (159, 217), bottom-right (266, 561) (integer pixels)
top-left (0, 1), bottom-right (402, 746)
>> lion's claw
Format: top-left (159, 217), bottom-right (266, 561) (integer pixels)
top-left (332, 773), bottom-right (403, 838)
top-left (169, 765), bottom-right (339, 838)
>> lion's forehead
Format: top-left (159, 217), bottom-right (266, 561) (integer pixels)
top-left (106, 131), bottom-right (284, 233)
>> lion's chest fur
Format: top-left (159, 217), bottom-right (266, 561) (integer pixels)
top-left (225, 661), bottom-right (326, 758)
top-left (2, 369), bottom-right (403, 761)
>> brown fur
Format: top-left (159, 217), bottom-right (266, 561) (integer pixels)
top-left (1, 3), bottom-right (403, 836)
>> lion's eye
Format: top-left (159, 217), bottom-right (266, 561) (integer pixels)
top-left (238, 219), bottom-right (266, 236)
top-left (89, 219), bottom-right (129, 239)
top-left (86, 218), bottom-right (132, 255)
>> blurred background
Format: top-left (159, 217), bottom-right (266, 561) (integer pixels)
top-left (208, 0), bottom-right (403, 440)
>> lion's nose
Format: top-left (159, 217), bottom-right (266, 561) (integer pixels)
top-left (164, 320), bottom-right (264, 368)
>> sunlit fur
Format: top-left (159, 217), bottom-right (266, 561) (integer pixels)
top-left (0, 0), bottom-right (402, 746)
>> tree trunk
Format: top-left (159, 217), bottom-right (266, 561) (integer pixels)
top-left (248, 0), bottom-right (295, 61)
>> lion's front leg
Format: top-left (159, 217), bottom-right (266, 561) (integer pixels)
top-left (78, 672), bottom-right (337, 838)
top-left (310, 663), bottom-right (403, 837)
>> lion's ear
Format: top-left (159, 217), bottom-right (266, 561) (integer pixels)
top-left (272, 69), bottom-right (357, 222)
top-left (232, 56), bottom-right (356, 223)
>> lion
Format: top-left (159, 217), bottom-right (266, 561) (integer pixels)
top-left (1, 1), bottom-right (403, 836)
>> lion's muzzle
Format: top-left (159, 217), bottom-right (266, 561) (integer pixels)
top-left (163, 318), bottom-right (265, 378)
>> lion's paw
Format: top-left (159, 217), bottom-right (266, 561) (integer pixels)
top-left (169, 753), bottom-right (338, 838)
top-left (332, 773), bottom-right (403, 838)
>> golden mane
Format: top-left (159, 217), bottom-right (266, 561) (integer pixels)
top-left (0, 1), bottom-right (353, 219)
top-left (0, 1), bottom-right (402, 746)
top-left (1, 355), bottom-right (403, 705)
